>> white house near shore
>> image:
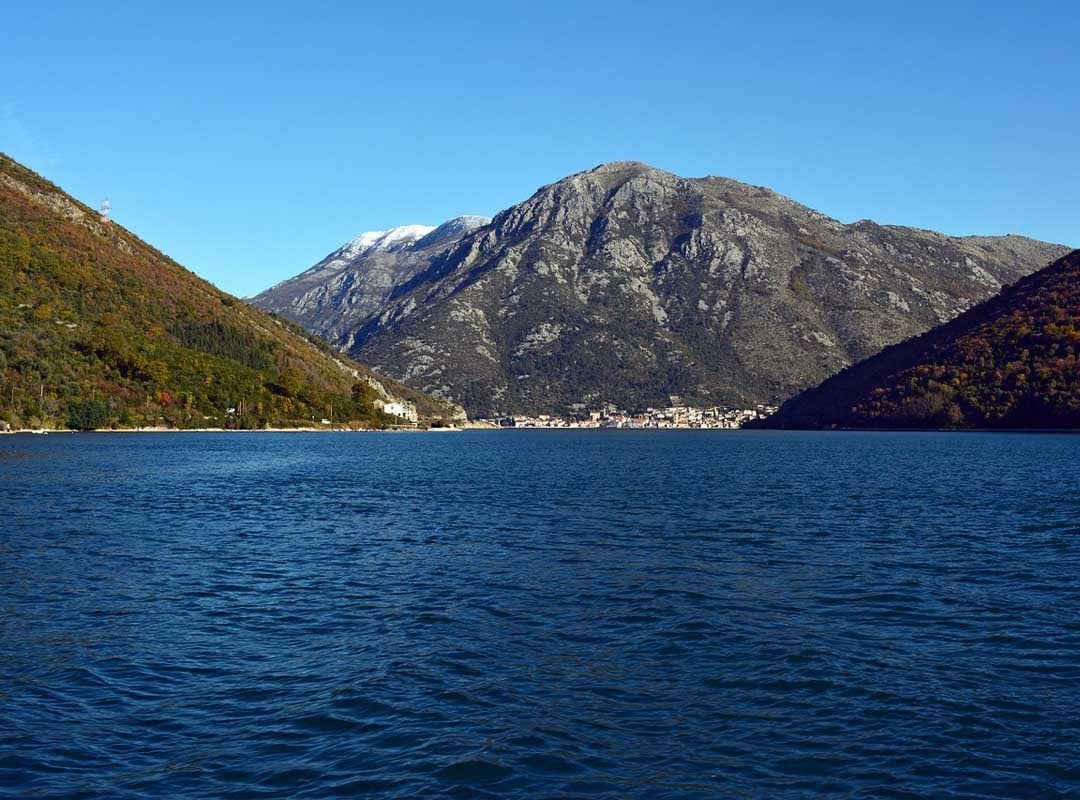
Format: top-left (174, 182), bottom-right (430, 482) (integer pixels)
top-left (374, 399), bottom-right (418, 422)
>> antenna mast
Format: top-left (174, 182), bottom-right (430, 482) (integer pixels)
top-left (99, 198), bottom-right (111, 225)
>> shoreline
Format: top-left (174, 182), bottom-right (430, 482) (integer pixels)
top-left (0, 426), bottom-right (465, 435)
top-left (4, 426), bottom-right (1079, 436)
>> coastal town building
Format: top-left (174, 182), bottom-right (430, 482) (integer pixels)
top-left (487, 404), bottom-right (777, 430)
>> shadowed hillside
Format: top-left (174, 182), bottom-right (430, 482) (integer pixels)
top-left (756, 249), bottom-right (1080, 429)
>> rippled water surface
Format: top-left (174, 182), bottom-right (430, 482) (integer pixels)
top-left (2, 430), bottom-right (1079, 798)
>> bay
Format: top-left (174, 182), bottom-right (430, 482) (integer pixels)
top-left (1, 430), bottom-right (1078, 798)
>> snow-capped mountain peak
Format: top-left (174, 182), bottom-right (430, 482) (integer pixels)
top-left (449, 215), bottom-right (491, 229)
top-left (413, 215), bottom-right (492, 249)
top-left (344, 224), bottom-right (437, 258)
top-left (273, 217), bottom-right (488, 289)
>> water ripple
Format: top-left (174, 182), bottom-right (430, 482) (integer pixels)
top-left (1, 430), bottom-right (1079, 798)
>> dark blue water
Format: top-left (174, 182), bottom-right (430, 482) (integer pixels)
top-left (2, 431), bottom-right (1078, 798)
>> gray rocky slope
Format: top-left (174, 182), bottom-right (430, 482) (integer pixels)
top-left (251, 216), bottom-right (490, 343)
top-left (252, 162), bottom-right (1068, 417)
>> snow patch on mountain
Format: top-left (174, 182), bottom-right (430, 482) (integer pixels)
top-left (290, 224), bottom-right (436, 281)
top-left (255, 216), bottom-right (491, 300)
top-left (414, 216), bottom-right (492, 249)
top-left (449, 215), bottom-right (491, 229)
top-left (345, 224), bottom-right (436, 256)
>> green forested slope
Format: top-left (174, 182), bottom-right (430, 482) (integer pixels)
top-left (758, 249), bottom-right (1080, 429)
top-left (0, 154), bottom-right (458, 429)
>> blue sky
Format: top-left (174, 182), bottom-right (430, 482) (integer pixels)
top-left (3, 1), bottom-right (1078, 296)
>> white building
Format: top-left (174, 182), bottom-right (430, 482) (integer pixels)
top-left (375, 399), bottom-right (418, 422)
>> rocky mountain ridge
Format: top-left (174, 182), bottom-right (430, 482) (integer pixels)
top-left (252, 215), bottom-right (491, 344)
top-left (253, 162), bottom-right (1069, 417)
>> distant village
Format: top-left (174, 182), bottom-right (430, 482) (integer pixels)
top-left (481, 403), bottom-right (778, 430)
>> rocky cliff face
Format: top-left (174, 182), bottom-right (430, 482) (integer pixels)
top-left (251, 217), bottom-right (490, 343)
top-left (253, 162), bottom-right (1069, 417)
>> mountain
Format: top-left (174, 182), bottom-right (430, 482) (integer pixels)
top-left (754, 249), bottom-right (1080, 429)
top-left (251, 216), bottom-right (491, 343)
top-left (252, 162), bottom-right (1068, 418)
top-left (0, 154), bottom-right (463, 430)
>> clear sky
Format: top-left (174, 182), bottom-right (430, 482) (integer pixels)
top-left (3, 1), bottom-right (1077, 297)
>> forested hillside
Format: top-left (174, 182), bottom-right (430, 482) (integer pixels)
top-left (0, 154), bottom-right (460, 429)
top-left (758, 249), bottom-right (1080, 429)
